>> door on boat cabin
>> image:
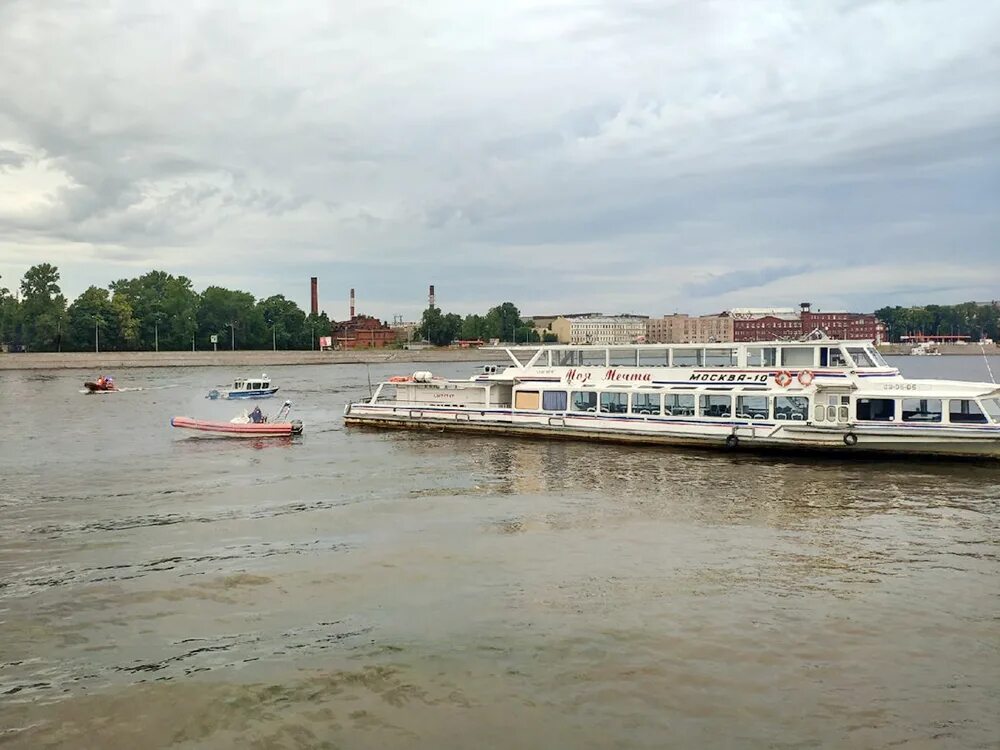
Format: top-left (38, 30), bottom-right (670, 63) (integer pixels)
top-left (813, 390), bottom-right (851, 425)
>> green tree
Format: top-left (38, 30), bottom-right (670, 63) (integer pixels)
top-left (258, 295), bottom-right (307, 350)
top-left (417, 306), bottom-right (461, 346)
top-left (460, 314), bottom-right (487, 341)
top-left (110, 270), bottom-right (201, 350)
top-left (19, 263), bottom-right (66, 351)
top-left (483, 302), bottom-right (522, 342)
top-left (0, 275), bottom-right (21, 347)
top-left (198, 286), bottom-right (260, 350)
top-left (66, 286), bottom-right (138, 351)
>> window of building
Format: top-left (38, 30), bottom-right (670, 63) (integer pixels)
top-left (856, 398), bottom-right (895, 421)
top-left (901, 398), bottom-right (942, 422)
top-left (631, 393), bottom-right (661, 415)
top-left (780, 347), bottom-right (815, 366)
top-left (948, 399), bottom-right (987, 424)
top-left (542, 391), bottom-right (568, 411)
top-left (514, 391), bottom-right (540, 410)
top-left (699, 394), bottom-right (732, 418)
top-left (774, 396), bottom-right (809, 421)
top-left (673, 349), bottom-right (703, 367)
top-left (704, 348), bottom-right (737, 367)
top-left (736, 395), bottom-right (770, 419)
top-left (600, 392), bottom-right (628, 414)
top-left (664, 393), bottom-right (695, 416)
top-left (747, 347), bottom-right (777, 367)
top-left (571, 391), bottom-right (598, 412)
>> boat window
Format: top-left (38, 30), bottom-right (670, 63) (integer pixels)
top-left (571, 391), bottom-right (598, 412)
top-left (514, 391), bottom-right (540, 410)
top-left (699, 394), bottom-right (732, 418)
top-left (631, 393), bottom-right (661, 415)
top-left (747, 347), bottom-right (777, 367)
top-left (948, 399), bottom-right (987, 424)
top-left (672, 349), bottom-right (703, 368)
top-left (599, 392), bottom-right (628, 414)
top-left (638, 349), bottom-right (670, 367)
top-left (856, 398), bottom-right (895, 421)
top-left (847, 347), bottom-right (875, 368)
top-left (867, 348), bottom-right (889, 367)
top-left (780, 347), bottom-right (814, 367)
top-left (542, 391), bottom-right (568, 411)
top-left (704, 348), bottom-right (737, 367)
top-left (901, 398), bottom-right (942, 423)
top-left (819, 347), bottom-right (848, 367)
top-left (736, 395), bottom-right (770, 420)
top-left (609, 349), bottom-right (637, 367)
top-left (982, 398), bottom-right (1000, 423)
top-left (582, 351), bottom-right (606, 367)
top-left (251, 382), bottom-right (261, 390)
top-left (775, 395), bottom-right (809, 421)
top-left (664, 393), bottom-right (695, 416)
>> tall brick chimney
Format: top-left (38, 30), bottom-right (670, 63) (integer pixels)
top-left (429, 284), bottom-right (435, 308)
top-left (310, 277), bottom-right (318, 316)
top-left (350, 288), bottom-right (356, 319)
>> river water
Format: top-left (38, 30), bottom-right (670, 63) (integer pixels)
top-left (1, 357), bottom-right (998, 749)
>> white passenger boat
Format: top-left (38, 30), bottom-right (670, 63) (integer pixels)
top-left (344, 341), bottom-right (1000, 459)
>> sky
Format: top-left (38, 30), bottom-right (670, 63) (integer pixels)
top-left (1, 0), bottom-right (998, 321)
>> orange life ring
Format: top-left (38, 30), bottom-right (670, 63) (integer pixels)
top-left (388, 376), bottom-right (411, 383)
top-left (797, 370), bottom-right (814, 386)
top-left (774, 370), bottom-right (793, 387)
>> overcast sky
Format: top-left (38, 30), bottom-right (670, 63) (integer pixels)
top-left (1, 0), bottom-right (998, 321)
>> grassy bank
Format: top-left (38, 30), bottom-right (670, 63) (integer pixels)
top-left (0, 348), bottom-right (508, 371)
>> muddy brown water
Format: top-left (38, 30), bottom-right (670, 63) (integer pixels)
top-left (1, 357), bottom-right (998, 748)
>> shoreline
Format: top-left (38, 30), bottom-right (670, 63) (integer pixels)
top-left (0, 348), bottom-right (508, 371)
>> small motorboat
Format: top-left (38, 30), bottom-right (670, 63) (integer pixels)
top-left (207, 373), bottom-right (279, 400)
top-left (83, 376), bottom-right (119, 393)
top-left (171, 400), bottom-right (303, 438)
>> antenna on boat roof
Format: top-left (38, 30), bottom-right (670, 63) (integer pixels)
top-left (981, 342), bottom-right (996, 384)
top-left (366, 364), bottom-right (374, 399)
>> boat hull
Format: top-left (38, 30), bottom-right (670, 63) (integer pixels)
top-left (208, 387), bottom-right (280, 400)
top-left (83, 381), bottom-right (118, 393)
top-left (344, 407), bottom-right (1000, 460)
top-left (171, 416), bottom-right (303, 437)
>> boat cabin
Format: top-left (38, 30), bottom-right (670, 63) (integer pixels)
top-left (233, 375), bottom-right (271, 392)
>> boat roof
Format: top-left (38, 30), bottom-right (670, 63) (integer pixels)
top-left (483, 339), bottom-right (878, 351)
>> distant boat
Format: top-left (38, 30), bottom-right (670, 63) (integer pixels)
top-left (83, 376), bottom-right (118, 393)
top-left (911, 343), bottom-right (942, 356)
top-left (207, 374), bottom-right (279, 400)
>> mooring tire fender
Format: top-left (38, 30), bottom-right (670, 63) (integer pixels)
top-left (725, 434), bottom-right (739, 449)
top-left (844, 432), bottom-right (858, 446)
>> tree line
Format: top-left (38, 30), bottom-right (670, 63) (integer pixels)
top-left (416, 301), bottom-right (556, 346)
top-left (874, 302), bottom-right (1000, 342)
top-left (0, 264), bottom-right (332, 352)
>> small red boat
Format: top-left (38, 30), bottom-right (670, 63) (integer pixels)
top-left (171, 401), bottom-right (303, 438)
top-left (84, 376), bottom-right (118, 393)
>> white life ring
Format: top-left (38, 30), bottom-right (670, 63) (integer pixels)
top-left (797, 370), bottom-right (814, 386)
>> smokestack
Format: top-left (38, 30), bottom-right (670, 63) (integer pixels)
top-left (429, 284), bottom-right (435, 309)
top-left (350, 288), bottom-right (356, 318)
top-left (310, 277), bottom-right (318, 316)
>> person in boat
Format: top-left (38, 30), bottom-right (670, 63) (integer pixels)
top-left (95, 376), bottom-right (106, 388)
top-left (249, 406), bottom-right (264, 423)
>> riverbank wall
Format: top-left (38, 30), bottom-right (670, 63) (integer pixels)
top-left (877, 343), bottom-right (1000, 356)
top-left (0, 348), bottom-right (509, 371)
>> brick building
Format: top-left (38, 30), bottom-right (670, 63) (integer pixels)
top-left (731, 304), bottom-right (884, 343)
top-left (332, 315), bottom-right (396, 349)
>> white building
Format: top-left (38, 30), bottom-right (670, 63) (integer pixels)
top-left (551, 315), bottom-right (649, 345)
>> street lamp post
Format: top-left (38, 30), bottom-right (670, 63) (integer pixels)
top-left (94, 316), bottom-right (100, 353)
top-left (272, 325), bottom-right (276, 351)
top-left (228, 320), bottom-right (237, 351)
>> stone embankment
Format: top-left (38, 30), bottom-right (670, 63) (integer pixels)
top-left (0, 348), bottom-right (509, 371)
top-left (877, 343), bottom-right (1000, 356)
